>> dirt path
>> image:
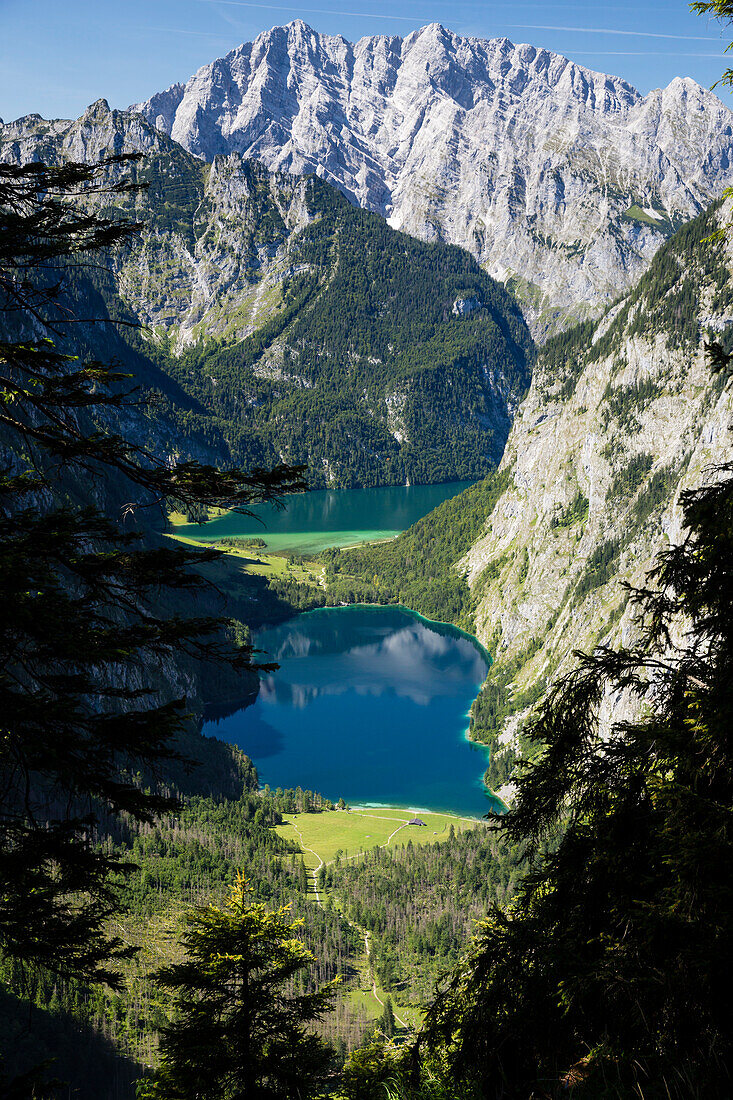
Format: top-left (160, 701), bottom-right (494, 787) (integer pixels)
top-left (291, 817), bottom-right (411, 1031)
top-left (291, 820), bottom-right (324, 906)
top-left (292, 815), bottom-right (411, 898)
top-left (287, 807), bottom-right (480, 1032)
top-left (363, 929), bottom-right (408, 1028)
top-left (331, 817), bottom-right (411, 865)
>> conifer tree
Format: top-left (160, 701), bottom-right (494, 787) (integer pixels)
top-left (418, 462), bottom-right (733, 1098)
top-left (692, 2), bottom-right (733, 88)
top-left (138, 874), bottom-right (336, 1100)
top-left (377, 996), bottom-right (395, 1039)
top-left (0, 158), bottom-right (304, 987)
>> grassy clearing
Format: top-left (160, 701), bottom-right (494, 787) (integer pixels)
top-left (166, 508), bottom-right (225, 528)
top-left (346, 989), bottom-right (383, 1020)
top-left (277, 807), bottom-right (482, 870)
top-left (163, 529), bottom-right (324, 586)
top-left (241, 553), bottom-right (321, 585)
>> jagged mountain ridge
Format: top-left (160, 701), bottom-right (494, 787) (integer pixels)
top-left (133, 20), bottom-right (733, 335)
top-left (0, 102), bottom-right (533, 488)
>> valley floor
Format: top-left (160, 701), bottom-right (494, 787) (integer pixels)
top-left (277, 806), bottom-right (480, 870)
top-left (279, 807), bottom-right (484, 1033)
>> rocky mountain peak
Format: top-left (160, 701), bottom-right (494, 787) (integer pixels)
top-left (85, 98), bottom-right (111, 115)
top-left (131, 22), bottom-right (733, 336)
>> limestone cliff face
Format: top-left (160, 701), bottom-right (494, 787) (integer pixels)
top-left (133, 20), bottom-right (733, 334)
top-left (460, 199), bottom-right (733, 793)
top-left (0, 101), bottom-right (318, 351)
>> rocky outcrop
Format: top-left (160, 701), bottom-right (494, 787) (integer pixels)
top-left (459, 198), bottom-right (733, 786)
top-left (0, 102), bottom-right (319, 350)
top-left (132, 21), bottom-right (733, 334)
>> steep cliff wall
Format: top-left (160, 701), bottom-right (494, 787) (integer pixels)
top-left (462, 199), bottom-right (733, 795)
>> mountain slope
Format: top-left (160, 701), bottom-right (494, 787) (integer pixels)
top-left (325, 197), bottom-right (733, 795)
top-left (1, 101), bottom-right (533, 487)
top-left (133, 20), bottom-right (733, 333)
top-left (462, 200), bottom-right (733, 794)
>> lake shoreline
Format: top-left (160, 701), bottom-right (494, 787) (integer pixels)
top-left (287, 601), bottom-right (492, 665)
top-left (197, 601), bottom-right (505, 814)
top-left (263, 602), bottom-right (499, 778)
top-left (171, 479), bottom-right (477, 556)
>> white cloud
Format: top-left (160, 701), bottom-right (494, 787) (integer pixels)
top-left (509, 22), bottom-right (719, 41)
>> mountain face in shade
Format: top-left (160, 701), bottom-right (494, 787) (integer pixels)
top-left (133, 20), bottom-right (733, 335)
top-left (1, 101), bottom-right (533, 489)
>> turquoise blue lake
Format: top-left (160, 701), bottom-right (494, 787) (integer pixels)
top-left (204, 606), bottom-right (499, 818)
top-left (175, 480), bottom-right (475, 555)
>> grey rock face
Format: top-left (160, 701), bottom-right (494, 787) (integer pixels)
top-left (133, 21), bottom-right (733, 332)
top-left (0, 102), bottom-right (319, 349)
top-left (460, 198), bottom-right (733, 790)
top-left (452, 297), bottom-right (482, 316)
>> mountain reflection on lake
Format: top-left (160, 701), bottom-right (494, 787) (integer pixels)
top-left (203, 606), bottom-right (499, 818)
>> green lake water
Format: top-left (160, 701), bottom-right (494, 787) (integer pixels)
top-left (175, 480), bottom-right (474, 555)
top-left (204, 606), bottom-right (501, 818)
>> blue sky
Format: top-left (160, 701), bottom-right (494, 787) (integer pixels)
top-left (2, 0), bottom-right (732, 123)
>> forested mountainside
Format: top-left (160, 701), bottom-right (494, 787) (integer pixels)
top-left (3, 759), bottom-right (526, 1099)
top-left (0, 102), bottom-right (533, 488)
top-left (325, 196), bottom-right (733, 794)
top-left (134, 20), bottom-right (733, 334)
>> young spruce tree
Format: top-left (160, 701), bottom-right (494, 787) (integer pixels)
top-left (138, 874), bottom-right (336, 1100)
